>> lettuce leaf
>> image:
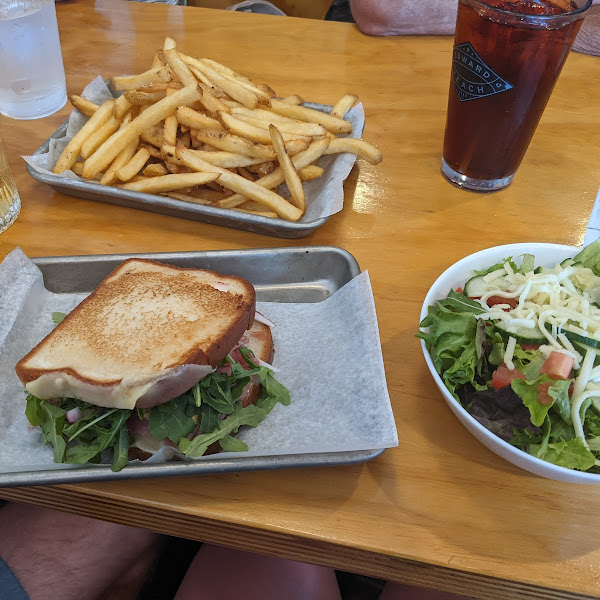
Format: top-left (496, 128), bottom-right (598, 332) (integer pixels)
top-left (418, 290), bottom-right (488, 397)
top-left (573, 238), bottom-right (600, 276)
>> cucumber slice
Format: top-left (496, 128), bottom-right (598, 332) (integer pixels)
top-left (561, 325), bottom-right (600, 350)
top-left (560, 258), bottom-right (575, 268)
top-left (464, 275), bottom-right (489, 298)
top-left (493, 322), bottom-right (547, 345)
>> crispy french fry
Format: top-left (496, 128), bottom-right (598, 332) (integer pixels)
top-left (164, 88), bottom-right (179, 147)
top-left (180, 54), bottom-right (258, 108)
top-left (197, 87), bottom-right (231, 116)
top-left (70, 95), bottom-right (99, 117)
top-left (83, 84), bottom-right (201, 179)
top-left (111, 67), bottom-right (171, 91)
top-left (100, 137), bottom-right (139, 186)
top-left (298, 165), bottom-right (324, 180)
top-left (80, 115), bottom-right (121, 160)
top-left (163, 36), bottom-right (176, 51)
top-left (281, 95), bottom-right (304, 105)
top-left (178, 131), bottom-right (191, 148)
top-left (163, 49), bottom-right (197, 87)
top-left (219, 111), bottom-right (309, 144)
top-left (268, 99), bottom-right (352, 134)
top-left (160, 191), bottom-right (212, 205)
top-left (143, 162), bottom-right (169, 177)
top-left (195, 127), bottom-right (275, 160)
top-left (324, 137), bottom-right (382, 165)
top-left (140, 124), bottom-right (165, 148)
top-left (121, 171), bottom-right (220, 193)
top-left (237, 166), bottom-right (256, 181)
top-left (284, 138), bottom-right (310, 156)
top-left (175, 106), bottom-right (223, 131)
top-left (216, 138), bottom-right (329, 209)
top-left (162, 147), bottom-right (265, 169)
top-left (151, 52), bottom-right (164, 69)
top-left (200, 59), bottom-right (272, 106)
top-left (176, 147), bottom-right (303, 221)
top-left (54, 99), bottom-right (116, 173)
top-left (245, 161), bottom-right (275, 176)
top-left (269, 124), bottom-right (304, 211)
top-left (230, 107), bottom-right (325, 137)
top-left (117, 147), bottom-right (151, 181)
top-left (190, 187), bottom-right (232, 202)
top-left (330, 94), bottom-right (358, 119)
top-left (232, 207), bottom-right (279, 219)
top-left (71, 162), bottom-right (84, 176)
top-left (114, 94), bottom-right (133, 119)
top-left (124, 90), bottom-right (167, 105)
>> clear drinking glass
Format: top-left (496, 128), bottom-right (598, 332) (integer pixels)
top-left (441, 0), bottom-right (591, 192)
top-left (0, 140), bottom-right (20, 233)
top-left (0, 0), bottom-right (67, 120)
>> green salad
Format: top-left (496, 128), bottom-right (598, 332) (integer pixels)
top-left (418, 239), bottom-right (600, 473)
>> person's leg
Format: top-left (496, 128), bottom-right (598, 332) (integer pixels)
top-left (174, 543), bottom-right (342, 600)
top-left (0, 501), bottom-right (163, 600)
top-left (380, 582), bottom-right (476, 600)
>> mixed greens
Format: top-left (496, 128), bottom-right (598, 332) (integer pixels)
top-left (26, 320), bottom-right (290, 472)
top-left (418, 239), bottom-right (600, 473)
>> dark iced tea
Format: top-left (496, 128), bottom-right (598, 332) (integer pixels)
top-left (442, 0), bottom-right (590, 191)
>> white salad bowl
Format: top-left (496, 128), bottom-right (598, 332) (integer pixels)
top-left (420, 242), bottom-right (600, 485)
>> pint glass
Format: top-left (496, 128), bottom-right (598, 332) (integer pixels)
top-left (442, 0), bottom-right (591, 192)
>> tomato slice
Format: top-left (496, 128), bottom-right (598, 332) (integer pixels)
top-left (540, 352), bottom-right (574, 380)
top-left (486, 296), bottom-right (518, 310)
top-left (491, 364), bottom-right (526, 390)
top-left (537, 382), bottom-right (553, 405)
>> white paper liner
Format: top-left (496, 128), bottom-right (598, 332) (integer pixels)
top-left (0, 249), bottom-right (397, 472)
top-left (22, 76), bottom-right (365, 221)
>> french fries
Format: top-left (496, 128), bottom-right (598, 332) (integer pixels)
top-left (51, 38), bottom-right (382, 222)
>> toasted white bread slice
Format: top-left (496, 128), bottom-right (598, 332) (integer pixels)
top-left (128, 318), bottom-right (274, 458)
top-left (15, 258), bottom-right (256, 410)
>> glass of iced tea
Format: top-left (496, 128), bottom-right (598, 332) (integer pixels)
top-left (442, 0), bottom-right (591, 192)
top-left (0, 139), bottom-right (21, 233)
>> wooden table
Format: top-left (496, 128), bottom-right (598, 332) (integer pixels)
top-left (2, 1), bottom-right (600, 599)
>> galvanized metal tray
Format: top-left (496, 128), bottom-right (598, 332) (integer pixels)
top-left (25, 100), bottom-right (346, 239)
top-left (0, 246), bottom-right (385, 488)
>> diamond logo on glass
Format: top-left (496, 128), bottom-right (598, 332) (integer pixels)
top-left (452, 42), bottom-right (513, 102)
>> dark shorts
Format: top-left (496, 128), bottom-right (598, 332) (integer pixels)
top-left (0, 558), bottom-right (30, 600)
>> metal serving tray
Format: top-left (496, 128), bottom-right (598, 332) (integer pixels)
top-left (26, 101), bottom-right (339, 239)
top-left (0, 246), bottom-right (384, 488)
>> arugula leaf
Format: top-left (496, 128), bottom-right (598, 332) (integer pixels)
top-left (181, 402), bottom-right (267, 458)
top-left (26, 394), bottom-right (67, 463)
top-left (65, 409), bottom-right (130, 465)
top-left (26, 395), bottom-right (132, 470)
top-left (51, 312), bottom-right (67, 325)
top-left (219, 435), bottom-right (249, 452)
top-left (148, 395), bottom-right (196, 443)
top-left (112, 426), bottom-right (131, 472)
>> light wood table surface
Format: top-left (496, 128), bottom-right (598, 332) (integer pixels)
top-left (2, 1), bottom-right (600, 599)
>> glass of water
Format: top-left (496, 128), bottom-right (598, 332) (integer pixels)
top-left (0, 0), bottom-right (67, 120)
top-left (0, 139), bottom-right (20, 233)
